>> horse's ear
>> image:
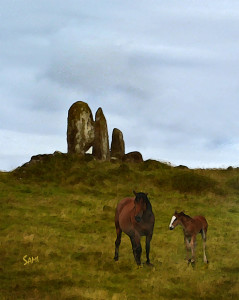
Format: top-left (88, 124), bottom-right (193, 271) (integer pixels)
top-left (145, 193), bottom-right (148, 196)
top-left (175, 210), bottom-right (178, 214)
top-left (133, 190), bottom-right (137, 196)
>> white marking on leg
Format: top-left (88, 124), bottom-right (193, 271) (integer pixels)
top-left (169, 216), bottom-right (176, 229)
top-left (202, 232), bottom-right (208, 263)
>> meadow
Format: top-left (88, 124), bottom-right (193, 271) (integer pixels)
top-left (0, 154), bottom-right (239, 299)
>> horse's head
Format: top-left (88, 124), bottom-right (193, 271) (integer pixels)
top-left (133, 191), bottom-right (148, 223)
top-left (169, 211), bottom-right (183, 230)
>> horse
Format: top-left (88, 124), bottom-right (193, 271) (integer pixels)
top-left (169, 211), bottom-right (208, 265)
top-left (114, 191), bottom-right (155, 266)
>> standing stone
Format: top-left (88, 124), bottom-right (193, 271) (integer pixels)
top-left (111, 128), bottom-right (125, 159)
top-left (67, 101), bottom-right (95, 154)
top-left (93, 108), bottom-right (110, 161)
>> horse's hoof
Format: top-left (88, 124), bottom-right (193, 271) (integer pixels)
top-left (191, 260), bottom-right (196, 268)
top-left (114, 257), bottom-right (119, 261)
top-left (137, 264), bottom-right (143, 269)
top-left (146, 262), bottom-right (154, 267)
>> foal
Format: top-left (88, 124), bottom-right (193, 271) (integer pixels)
top-left (114, 191), bottom-right (155, 266)
top-left (169, 211), bottom-right (208, 264)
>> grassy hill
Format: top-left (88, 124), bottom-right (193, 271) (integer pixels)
top-left (1, 154), bottom-right (239, 299)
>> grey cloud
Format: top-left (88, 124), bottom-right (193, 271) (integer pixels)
top-left (1, 0), bottom-right (239, 170)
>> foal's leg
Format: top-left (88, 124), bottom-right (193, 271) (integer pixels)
top-left (114, 226), bottom-right (122, 261)
top-left (130, 234), bottom-right (142, 266)
top-left (201, 230), bottom-right (208, 263)
top-left (146, 234), bottom-right (153, 265)
top-left (184, 236), bottom-right (191, 262)
top-left (190, 236), bottom-right (196, 264)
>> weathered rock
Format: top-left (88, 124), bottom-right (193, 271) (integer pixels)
top-left (175, 165), bottom-right (189, 169)
top-left (122, 151), bottom-right (143, 163)
top-left (111, 128), bottom-right (125, 159)
top-left (30, 154), bottom-right (52, 163)
top-left (67, 101), bottom-right (95, 154)
top-left (53, 151), bottom-right (63, 156)
top-left (93, 108), bottom-right (110, 161)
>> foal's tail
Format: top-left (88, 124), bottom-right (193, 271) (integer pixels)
top-left (200, 229), bottom-right (206, 240)
top-left (200, 217), bottom-right (208, 240)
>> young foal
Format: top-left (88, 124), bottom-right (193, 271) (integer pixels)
top-left (114, 191), bottom-right (155, 266)
top-left (169, 211), bottom-right (208, 264)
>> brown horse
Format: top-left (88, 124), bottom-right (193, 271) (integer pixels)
top-left (169, 211), bottom-right (208, 265)
top-left (114, 191), bottom-right (155, 266)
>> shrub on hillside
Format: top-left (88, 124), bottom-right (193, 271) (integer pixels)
top-left (171, 171), bottom-right (217, 193)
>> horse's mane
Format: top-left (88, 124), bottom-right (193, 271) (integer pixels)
top-left (180, 212), bottom-right (192, 219)
top-left (135, 192), bottom-right (152, 212)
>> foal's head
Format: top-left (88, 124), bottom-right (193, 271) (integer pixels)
top-left (169, 211), bottom-right (187, 230)
top-left (133, 191), bottom-right (148, 223)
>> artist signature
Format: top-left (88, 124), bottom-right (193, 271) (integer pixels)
top-left (23, 255), bottom-right (39, 266)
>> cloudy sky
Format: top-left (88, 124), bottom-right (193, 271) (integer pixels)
top-left (1, 0), bottom-right (239, 171)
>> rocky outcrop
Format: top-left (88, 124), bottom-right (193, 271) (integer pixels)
top-left (27, 151), bottom-right (65, 165)
top-left (93, 108), bottom-right (110, 161)
top-left (67, 101), bottom-right (95, 154)
top-left (66, 101), bottom-right (145, 163)
top-left (175, 165), bottom-right (189, 169)
top-left (122, 151), bottom-right (143, 163)
top-left (110, 128), bottom-right (125, 159)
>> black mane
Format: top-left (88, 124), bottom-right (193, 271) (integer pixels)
top-left (180, 212), bottom-right (191, 219)
top-left (135, 192), bottom-right (152, 212)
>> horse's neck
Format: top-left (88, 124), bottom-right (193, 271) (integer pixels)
top-left (143, 208), bottom-right (153, 220)
top-left (180, 216), bottom-right (192, 229)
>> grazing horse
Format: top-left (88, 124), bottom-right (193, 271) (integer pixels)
top-left (114, 191), bottom-right (155, 266)
top-left (169, 211), bottom-right (208, 264)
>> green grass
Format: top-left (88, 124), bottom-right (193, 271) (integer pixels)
top-left (0, 156), bottom-right (239, 299)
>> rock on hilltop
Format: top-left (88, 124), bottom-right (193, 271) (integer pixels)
top-left (66, 101), bottom-right (143, 162)
top-left (93, 108), bottom-right (110, 161)
top-left (67, 101), bottom-right (95, 155)
top-left (111, 128), bottom-right (125, 159)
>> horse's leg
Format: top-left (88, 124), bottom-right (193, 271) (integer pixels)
top-left (190, 235), bottom-right (196, 264)
top-left (130, 233), bottom-right (142, 266)
top-left (201, 229), bottom-right (208, 263)
top-left (146, 234), bottom-right (153, 265)
top-left (114, 220), bottom-right (122, 261)
top-left (184, 236), bottom-right (191, 262)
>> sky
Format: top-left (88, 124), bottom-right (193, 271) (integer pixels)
top-left (1, 0), bottom-right (239, 171)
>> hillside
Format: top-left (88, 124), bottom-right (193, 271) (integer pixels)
top-left (1, 155), bottom-right (239, 299)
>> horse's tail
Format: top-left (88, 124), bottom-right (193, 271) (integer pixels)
top-left (114, 205), bottom-right (120, 230)
top-left (200, 229), bottom-right (206, 240)
top-left (200, 222), bottom-right (207, 240)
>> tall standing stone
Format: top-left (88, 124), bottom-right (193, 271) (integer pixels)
top-left (111, 128), bottom-right (125, 159)
top-left (67, 101), bottom-right (95, 154)
top-left (93, 108), bottom-right (110, 161)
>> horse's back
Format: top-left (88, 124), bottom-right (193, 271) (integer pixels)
top-left (116, 197), bottom-right (134, 216)
top-left (193, 215), bottom-right (208, 231)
